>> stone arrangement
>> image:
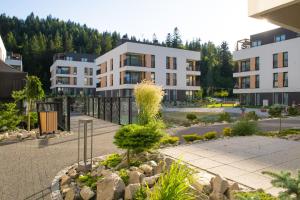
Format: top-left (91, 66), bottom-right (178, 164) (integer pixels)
top-left (53, 152), bottom-right (245, 200)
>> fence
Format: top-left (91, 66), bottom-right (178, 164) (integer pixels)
top-left (85, 97), bottom-right (137, 125)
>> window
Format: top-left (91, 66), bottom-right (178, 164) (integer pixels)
top-left (275, 34), bottom-right (286, 42)
top-left (73, 67), bottom-right (77, 75)
top-left (110, 74), bottom-right (113, 86)
top-left (151, 72), bottom-right (155, 83)
top-left (120, 55), bottom-right (122, 68)
top-left (252, 40), bottom-right (262, 47)
top-left (241, 76), bottom-right (250, 89)
top-left (110, 59), bottom-right (113, 70)
top-left (273, 73), bottom-right (278, 88)
top-left (151, 55), bottom-right (155, 68)
top-left (255, 75), bottom-right (259, 88)
top-left (166, 73), bottom-right (170, 85)
top-left (166, 57), bottom-right (170, 69)
top-left (66, 56), bottom-right (73, 61)
top-left (173, 73), bottom-right (177, 86)
top-left (81, 58), bottom-right (88, 62)
top-left (173, 57), bottom-right (177, 70)
top-left (241, 60), bottom-right (250, 72)
top-left (283, 72), bottom-right (288, 87)
top-left (283, 52), bottom-right (288, 67)
top-left (273, 54), bottom-right (278, 68)
top-left (255, 57), bottom-right (259, 70)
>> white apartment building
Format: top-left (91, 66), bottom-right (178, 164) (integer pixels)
top-left (5, 52), bottom-right (23, 71)
top-left (233, 28), bottom-right (300, 106)
top-left (0, 35), bottom-right (7, 61)
top-left (50, 53), bottom-right (98, 96)
top-left (95, 41), bottom-right (201, 101)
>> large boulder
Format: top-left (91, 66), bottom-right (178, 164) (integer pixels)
top-left (97, 173), bottom-right (125, 200)
top-left (153, 161), bottom-right (165, 175)
top-left (124, 183), bottom-right (141, 200)
top-left (142, 174), bottom-right (160, 188)
top-left (80, 186), bottom-right (95, 200)
top-left (210, 175), bottom-right (229, 194)
top-left (139, 164), bottom-right (153, 176)
top-left (129, 171), bottom-right (145, 184)
top-left (164, 157), bottom-right (175, 170)
top-left (191, 172), bottom-right (214, 194)
top-left (60, 175), bottom-right (71, 186)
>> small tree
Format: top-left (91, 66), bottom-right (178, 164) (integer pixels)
top-left (12, 76), bottom-right (44, 131)
top-left (0, 103), bottom-right (22, 132)
top-left (114, 122), bottom-right (163, 165)
top-left (268, 105), bottom-right (284, 133)
top-left (263, 170), bottom-right (300, 200)
top-left (134, 80), bottom-right (164, 125)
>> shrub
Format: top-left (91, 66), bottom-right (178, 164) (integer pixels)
top-left (134, 80), bottom-right (164, 125)
top-left (78, 173), bottom-right (103, 189)
top-left (262, 170), bottom-right (300, 200)
top-left (0, 103), bottom-right (22, 132)
top-left (160, 136), bottom-right (179, 145)
top-left (203, 131), bottom-right (217, 140)
top-left (183, 134), bottom-right (204, 142)
top-left (118, 169), bottom-right (129, 185)
top-left (279, 128), bottom-right (300, 136)
top-left (234, 189), bottom-right (277, 200)
top-left (231, 120), bottom-right (258, 136)
top-left (148, 161), bottom-right (195, 200)
top-left (114, 122), bottom-right (164, 164)
top-left (186, 113), bottom-right (197, 121)
top-left (287, 106), bottom-right (299, 116)
top-left (134, 186), bottom-right (148, 200)
top-left (101, 153), bottom-right (122, 168)
top-left (268, 105), bottom-right (284, 118)
top-left (223, 127), bottom-right (232, 137)
top-left (218, 112), bottom-right (231, 122)
top-left (244, 111), bottom-right (259, 121)
top-left (22, 112), bottom-right (38, 129)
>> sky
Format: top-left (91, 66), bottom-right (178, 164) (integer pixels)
top-left (0, 0), bottom-right (278, 51)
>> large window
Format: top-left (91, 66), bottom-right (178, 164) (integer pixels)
top-left (255, 57), bottom-right (260, 70)
top-left (283, 72), bottom-right (288, 87)
top-left (166, 57), bottom-right (170, 69)
top-left (173, 57), bottom-right (177, 70)
top-left (151, 72), bottom-right (155, 83)
top-left (255, 75), bottom-right (260, 88)
top-left (252, 40), bottom-right (262, 47)
top-left (273, 73), bottom-right (278, 88)
top-left (56, 66), bottom-right (71, 75)
top-left (151, 55), bottom-right (155, 68)
top-left (125, 53), bottom-right (144, 66)
top-left (241, 60), bottom-right (250, 72)
top-left (273, 54), bottom-right (278, 68)
top-left (123, 71), bottom-right (145, 84)
top-left (275, 34), bottom-right (286, 42)
top-left (173, 73), bottom-right (177, 86)
top-left (241, 76), bottom-right (250, 89)
top-left (166, 73), bottom-right (170, 85)
top-left (110, 59), bottom-right (113, 70)
top-left (283, 52), bottom-right (288, 67)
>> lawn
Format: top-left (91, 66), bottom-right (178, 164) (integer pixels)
top-left (206, 103), bottom-right (238, 108)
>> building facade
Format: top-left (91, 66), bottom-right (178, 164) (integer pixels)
top-left (95, 41), bottom-right (201, 101)
top-left (50, 53), bottom-right (98, 96)
top-left (233, 28), bottom-right (300, 106)
top-left (5, 52), bottom-right (23, 71)
top-left (0, 35), bottom-right (7, 61)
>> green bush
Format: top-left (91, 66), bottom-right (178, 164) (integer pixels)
top-left (268, 105), bottom-right (284, 117)
top-left (186, 113), bottom-right (197, 121)
top-left (183, 134), bottom-right (204, 142)
top-left (114, 122), bottom-right (164, 164)
top-left (78, 173), bottom-right (103, 189)
top-left (231, 120), bottom-right (258, 136)
top-left (287, 106), bottom-right (299, 116)
top-left (244, 111), bottom-right (259, 121)
top-left (118, 169), bottom-right (129, 185)
top-left (22, 112), bottom-right (38, 129)
top-left (223, 127), bottom-right (232, 137)
top-left (134, 186), bottom-right (148, 200)
top-left (148, 161), bottom-right (195, 200)
top-left (0, 103), bottom-right (22, 132)
top-left (234, 189), bottom-right (277, 200)
top-left (160, 136), bottom-right (179, 145)
top-left (101, 153), bottom-right (122, 168)
top-left (203, 131), bottom-right (217, 140)
top-left (279, 128), bottom-right (300, 136)
top-left (218, 112), bottom-right (231, 122)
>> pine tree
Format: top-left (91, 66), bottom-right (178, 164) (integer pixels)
top-left (64, 32), bottom-right (74, 52)
top-left (5, 31), bottom-right (17, 51)
top-left (53, 31), bottom-right (63, 52)
top-left (166, 33), bottom-right (172, 47)
top-left (172, 27), bottom-right (182, 48)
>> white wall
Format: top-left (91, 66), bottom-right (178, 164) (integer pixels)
top-left (233, 37), bottom-right (300, 94)
top-left (95, 42), bottom-right (201, 92)
top-left (0, 36), bottom-right (7, 61)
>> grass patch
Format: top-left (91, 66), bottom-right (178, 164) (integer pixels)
top-left (101, 153), bottom-right (122, 168)
top-left (258, 128), bottom-right (300, 138)
top-left (206, 103), bottom-right (237, 108)
top-left (234, 190), bottom-right (277, 200)
top-left (78, 173), bottom-right (103, 189)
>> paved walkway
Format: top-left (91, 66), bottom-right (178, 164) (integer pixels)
top-left (160, 136), bottom-right (300, 195)
top-left (0, 115), bottom-right (119, 200)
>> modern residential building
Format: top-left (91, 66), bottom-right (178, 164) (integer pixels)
top-left (95, 41), bottom-right (201, 101)
top-left (0, 35), bottom-right (7, 61)
top-left (233, 28), bottom-right (300, 106)
top-left (5, 52), bottom-right (23, 71)
top-left (50, 53), bottom-right (98, 96)
top-left (248, 0), bottom-right (300, 33)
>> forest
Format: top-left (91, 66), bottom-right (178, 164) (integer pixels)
top-left (0, 13), bottom-right (234, 95)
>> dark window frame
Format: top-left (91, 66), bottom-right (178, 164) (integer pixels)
top-left (283, 52), bottom-right (288, 67)
top-left (283, 72), bottom-right (288, 87)
top-left (273, 54), bottom-right (278, 68)
top-left (273, 73), bottom-right (278, 88)
top-left (255, 57), bottom-right (260, 70)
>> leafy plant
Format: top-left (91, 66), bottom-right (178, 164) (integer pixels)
top-left (268, 105), bottom-right (284, 118)
top-left (203, 131), bottom-right (217, 140)
top-left (218, 112), bottom-right (231, 122)
top-left (231, 120), bottom-right (258, 136)
top-left (262, 170), bottom-right (300, 200)
top-left (101, 153), bottom-right (122, 168)
top-left (114, 122), bottom-right (164, 165)
top-left (186, 113), bottom-right (197, 122)
top-left (118, 169), bottom-right (129, 185)
top-left (234, 189), bottom-right (277, 200)
top-left (183, 134), bottom-right (204, 142)
top-left (22, 112), bottom-right (38, 129)
top-left (78, 173), bottom-right (103, 189)
top-left (287, 106), bottom-right (299, 116)
top-left (0, 103), bottom-right (22, 132)
top-left (244, 111), bottom-right (259, 121)
top-left (134, 80), bottom-right (164, 125)
top-left (134, 186), bottom-right (148, 200)
top-left (160, 136), bottom-right (179, 145)
top-left (148, 161), bottom-right (195, 200)
top-left (223, 127), bottom-right (232, 137)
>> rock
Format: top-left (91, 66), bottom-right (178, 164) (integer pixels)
top-left (77, 162), bottom-right (92, 172)
top-left (60, 175), bottom-right (71, 186)
top-left (142, 174), bottom-right (160, 187)
top-left (65, 187), bottom-right (76, 200)
top-left (68, 168), bottom-right (78, 179)
top-left (124, 183), bottom-right (140, 200)
top-left (115, 159), bottom-right (129, 170)
top-left (61, 184), bottom-right (72, 195)
top-left (209, 192), bottom-right (228, 200)
top-left (210, 175), bottom-right (229, 194)
top-left (153, 161), bottom-right (165, 175)
top-left (80, 186), bottom-right (95, 200)
top-left (147, 160), bottom-right (158, 167)
top-left (164, 157), bottom-right (174, 170)
top-left (16, 133), bottom-right (23, 139)
top-left (129, 166), bottom-right (144, 174)
top-left (129, 171), bottom-right (145, 184)
top-left (91, 166), bottom-right (105, 177)
top-left (191, 172), bottom-right (214, 194)
top-left (225, 182), bottom-right (240, 200)
top-left (139, 164), bottom-right (153, 176)
top-left (97, 173), bottom-right (125, 200)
